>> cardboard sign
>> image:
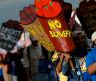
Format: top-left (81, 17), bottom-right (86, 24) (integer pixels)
top-left (39, 14), bottom-right (75, 52)
top-left (20, 5), bottom-right (55, 51)
top-left (35, 0), bottom-right (62, 18)
top-left (76, 0), bottom-right (96, 38)
top-left (0, 25), bottom-right (23, 51)
top-left (21, 18), bottom-right (55, 51)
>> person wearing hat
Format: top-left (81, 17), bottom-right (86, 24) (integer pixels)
top-left (85, 31), bottom-right (96, 81)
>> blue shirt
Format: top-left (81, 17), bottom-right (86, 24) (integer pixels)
top-left (86, 48), bottom-right (96, 81)
top-left (0, 68), bottom-right (3, 76)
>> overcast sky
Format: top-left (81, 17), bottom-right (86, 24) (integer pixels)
top-left (0, 0), bottom-right (80, 26)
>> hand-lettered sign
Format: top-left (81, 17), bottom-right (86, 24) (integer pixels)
top-left (21, 18), bottom-right (55, 51)
top-left (0, 20), bottom-right (23, 51)
top-left (76, 0), bottom-right (96, 38)
top-left (20, 5), bottom-right (55, 51)
top-left (39, 14), bottom-right (75, 52)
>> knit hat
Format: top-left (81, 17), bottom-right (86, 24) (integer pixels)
top-left (91, 31), bottom-right (96, 42)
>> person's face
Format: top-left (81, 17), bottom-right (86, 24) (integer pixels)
top-left (63, 52), bottom-right (71, 61)
top-left (76, 34), bottom-right (87, 47)
top-left (32, 40), bottom-right (38, 47)
top-left (78, 35), bottom-right (86, 42)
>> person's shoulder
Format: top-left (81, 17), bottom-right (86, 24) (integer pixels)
top-left (87, 48), bottom-right (96, 57)
top-left (90, 48), bottom-right (96, 54)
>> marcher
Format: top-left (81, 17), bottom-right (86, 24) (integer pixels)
top-left (4, 31), bottom-right (32, 81)
top-left (56, 52), bottom-right (78, 81)
top-left (85, 31), bottom-right (96, 81)
top-left (39, 47), bottom-right (57, 81)
top-left (6, 48), bottom-right (29, 81)
top-left (28, 37), bottom-right (49, 81)
top-left (0, 54), bottom-right (9, 81)
top-left (71, 32), bottom-right (89, 81)
top-left (21, 32), bottom-right (32, 81)
top-left (55, 32), bottom-right (89, 81)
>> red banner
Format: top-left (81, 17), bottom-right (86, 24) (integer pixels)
top-left (39, 15), bottom-right (75, 52)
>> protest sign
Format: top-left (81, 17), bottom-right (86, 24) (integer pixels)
top-left (0, 20), bottom-right (23, 51)
top-left (20, 5), bottom-right (55, 51)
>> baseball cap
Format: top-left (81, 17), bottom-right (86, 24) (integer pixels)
top-left (91, 31), bottom-right (96, 42)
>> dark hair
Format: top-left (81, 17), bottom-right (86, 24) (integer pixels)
top-left (0, 54), bottom-right (4, 64)
top-left (0, 54), bottom-right (4, 60)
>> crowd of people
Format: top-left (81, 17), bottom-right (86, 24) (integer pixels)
top-left (0, 0), bottom-right (96, 81)
top-left (0, 30), bottom-right (95, 81)
top-left (0, 28), bottom-right (96, 81)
